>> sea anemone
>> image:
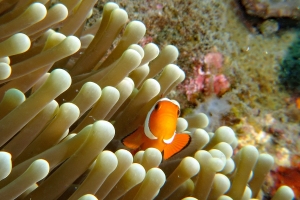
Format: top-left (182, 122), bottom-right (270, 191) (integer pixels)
top-left (0, 1), bottom-right (295, 199)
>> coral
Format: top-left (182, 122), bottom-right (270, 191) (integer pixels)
top-left (241, 0), bottom-right (300, 19)
top-left (270, 162), bottom-right (300, 199)
top-left (179, 51), bottom-right (231, 102)
top-left (0, 0), bottom-right (295, 200)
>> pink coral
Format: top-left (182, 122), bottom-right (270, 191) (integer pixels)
top-left (214, 74), bottom-right (231, 95)
top-left (204, 52), bottom-right (224, 70)
top-left (179, 52), bottom-right (230, 102)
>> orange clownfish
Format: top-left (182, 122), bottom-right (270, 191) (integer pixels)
top-left (122, 98), bottom-right (191, 160)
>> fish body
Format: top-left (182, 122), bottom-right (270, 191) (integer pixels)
top-left (122, 98), bottom-right (191, 160)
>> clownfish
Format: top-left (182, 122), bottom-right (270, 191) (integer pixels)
top-left (122, 98), bottom-right (191, 160)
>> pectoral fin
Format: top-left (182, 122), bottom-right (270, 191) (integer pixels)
top-left (121, 126), bottom-right (145, 149)
top-left (163, 133), bottom-right (191, 160)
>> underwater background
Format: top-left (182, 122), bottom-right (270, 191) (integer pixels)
top-left (0, 0), bottom-right (299, 199)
